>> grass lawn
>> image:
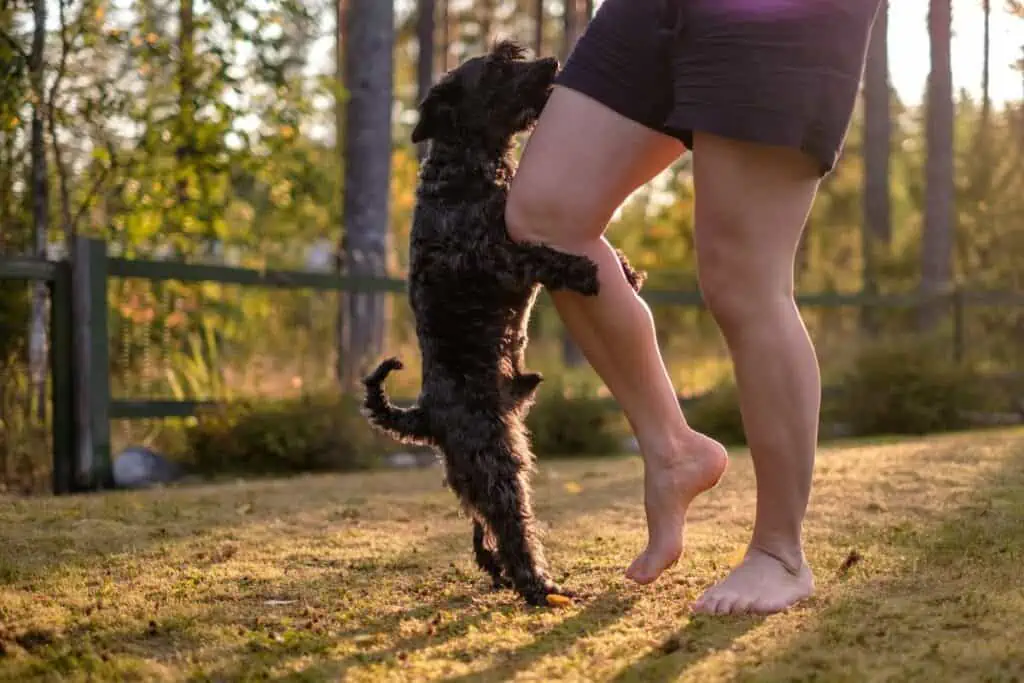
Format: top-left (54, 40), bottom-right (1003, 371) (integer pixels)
top-left (1, 429), bottom-right (1023, 682)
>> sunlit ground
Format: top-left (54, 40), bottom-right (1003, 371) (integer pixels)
top-left (1, 429), bottom-right (1023, 681)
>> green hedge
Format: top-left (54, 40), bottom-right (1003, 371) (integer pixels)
top-left (526, 376), bottom-right (624, 457)
top-left (181, 393), bottom-right (393, 475)
top-left (176, 338), bottom-right (1017, 477)
top-left (178, 377), bottom-right (628, 476)
top-left (685, 335), bottom-right (1014, 445)
top-left (829, 336), bottom-right (1005, 437)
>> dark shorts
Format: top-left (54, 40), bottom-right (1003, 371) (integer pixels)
top-left (555, 0), bottom-right (884, 175)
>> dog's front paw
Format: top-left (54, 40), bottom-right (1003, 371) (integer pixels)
top-left (559, 256), bottom-right (600, 296)
top-left (615, 248), bottom-right (647, 293)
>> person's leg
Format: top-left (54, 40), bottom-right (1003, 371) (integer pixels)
top-left (506, 86), bottom-right (728, 584)
top-left (687, 131), bottom-right (821, 615)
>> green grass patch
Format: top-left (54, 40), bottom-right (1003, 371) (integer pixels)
top-left (1, 430), bottom-right (1023, 681)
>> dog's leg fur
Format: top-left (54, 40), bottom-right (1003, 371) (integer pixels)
top-left (504, 242), bottom-right (601, 295)
top-left (614, 247), bottom-right (647, 293)
top-left (503, 372), bottom-right (543, 408)
top-left (361, 358), bottom-right (433, 446)
top-left (473, 520), bottom-right (510, 589)
top-left (479, 470), bottom-right (571, 604)
top-left (444, 421), bottom-right (570, 606)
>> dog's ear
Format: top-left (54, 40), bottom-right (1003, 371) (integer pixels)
top-left (490, 39), bottom-right (527, 62)
top-left (411, 80), bottom-right (461, 144)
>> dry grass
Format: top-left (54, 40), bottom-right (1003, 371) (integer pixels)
top-left (1, 429), bottom-right (1023, 682)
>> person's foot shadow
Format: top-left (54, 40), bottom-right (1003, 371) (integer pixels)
top-left (606, 612), bottom-right (765, 682)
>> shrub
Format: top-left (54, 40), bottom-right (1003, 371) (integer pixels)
top-left (181, 392), bottom-right (395, 476)
top-left (685, 380), bottom-right (748, 446)
top-left (526, 376), bottom-right (624, 457)
top-left (832, 336), bottom-right (999, 437)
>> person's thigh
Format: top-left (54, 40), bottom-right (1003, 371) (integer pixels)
top-left (507, 0), bottom-right (685, 244)
top-left (666, 0), bottom-right (885, 177)
top-left (508, 87), bottom-right (684, 245)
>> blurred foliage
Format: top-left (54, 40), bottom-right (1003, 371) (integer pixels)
top-left (831, 334), bottom-right (1009, 437)
top-left (526, 374), bottom-right (625, 457)
top-left (180, 392), bottom-right (391, 476)
top-left (0, 1), bottom-right (1022, 485)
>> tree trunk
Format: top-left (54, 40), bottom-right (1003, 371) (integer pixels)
top-left (28, 0), bottom-right (48, 420)
top-left (966, 0), bottom-right (993, 282)
top-left (334, 0), bottom-right (348, 386)
top-left (479, 0), bottom-right (494, 51)
top-left (442, 0), bottom-right (454, 72)
top-left (861, 0), bottom-right (890, 332)
top-left (920, 0), bottom-right (954, 330)
top-left (534, 0), bottom-right (544, 56)
top-left (980, 0), bottom-right (990, 131)
top-left (973, 0), bottom-right (992, 198)
top-left (416, 0), bottom-right (435, 160)
top-left (560, 0), bottom-right (576, 60)
top-left (337, 0), bottom-right (394, 390)
top-left (559, 0), bottom-right (588, 367)
top-left (176, 0), bottom-right (196, 219)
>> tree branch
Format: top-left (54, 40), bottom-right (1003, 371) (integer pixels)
top-left (0, 27), bottom-right (29, 62)
top-left (48, 0), bottom-right (71, 110)
top-left (69, 160), bottom-right (114, 233)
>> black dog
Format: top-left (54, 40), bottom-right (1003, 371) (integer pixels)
top-left (362, 41), bottom-right (645, 606)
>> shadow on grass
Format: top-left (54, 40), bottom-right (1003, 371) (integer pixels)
top-left (609, 432), bottom-right (1024, 682)
top-left (738, 435), bottom-right (1024, 681)
top-left (435, 591), bottom-right (638, 683)
top-left (607, 614), bottom-right (764, 683)
top-left (194, 588), bottom-right (637, 682)
top-left (0, 469), bottom-right (452, 585)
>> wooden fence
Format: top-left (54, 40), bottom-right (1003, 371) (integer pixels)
top-left (2, 236), bottom-right (1022, 493)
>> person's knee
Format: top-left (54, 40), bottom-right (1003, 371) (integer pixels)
top-left (505, 177), bottom-right (575, 247)
top-left (697, 237), bottom-right (793, 335)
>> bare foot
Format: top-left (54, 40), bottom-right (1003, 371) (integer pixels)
top-left (691, 547), bottom-right (815, 615)
top-left (625, 432), bottom-right (728, 585)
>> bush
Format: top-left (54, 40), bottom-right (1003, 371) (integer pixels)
top-left (181, 392), bottom-right (395, 476)
top-left (832, 336), bottom-right (999, 437)
top-left (685, 380), bottom-right (747, 446)
top-left (526, 376), bottom-right (624, 457)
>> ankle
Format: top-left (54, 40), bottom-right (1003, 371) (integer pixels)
top-left (640, 427), bottom-right (720, 469)
top-left (748, 536), bottom-right (806, 574)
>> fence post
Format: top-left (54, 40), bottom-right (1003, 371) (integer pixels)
top-left (72, 237), bottom-right (113, 490)
top-left (49, 260), bottom-right (75, 494)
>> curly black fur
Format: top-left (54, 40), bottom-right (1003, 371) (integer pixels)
top-left (361, 41), bottom-right (646, 607)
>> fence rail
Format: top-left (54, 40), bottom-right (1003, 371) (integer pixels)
top-left (0, 257), bottom-right (61, 282)
top-left (2, 236), bottom-right (1023, 494)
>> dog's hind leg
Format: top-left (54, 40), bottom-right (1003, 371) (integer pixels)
top-left (481, 470), bottom-right (573, 606)
top-left (472, 520), bottom-right (510, 590)
top-left (445, 423), bottom-right (572, 606)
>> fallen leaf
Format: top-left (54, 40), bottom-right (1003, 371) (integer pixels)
top-left (838, 549), bottom-right (863, 576)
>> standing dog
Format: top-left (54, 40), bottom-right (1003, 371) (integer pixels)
top-left (362, 41), bottom-right (645, 606)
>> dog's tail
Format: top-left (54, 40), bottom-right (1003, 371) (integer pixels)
top-left (361, 357), bottom-right (433, 446)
